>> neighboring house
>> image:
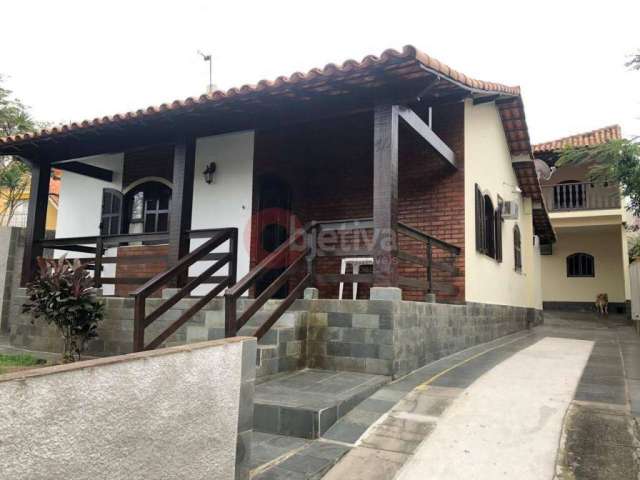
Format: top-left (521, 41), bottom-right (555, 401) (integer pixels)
top-left (533, 126), bottom-right (631, 314)
top-left (0, 45), bottom-right (554, 367)
top-left (0, 169), bottom-right (59, 230)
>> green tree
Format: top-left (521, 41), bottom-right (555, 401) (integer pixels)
top-left (557, 139), bottom-right (640, 217)
top-left (0, 75), bottom-right (36, 226)
top-left (557, 50), bottom-right (640, 218)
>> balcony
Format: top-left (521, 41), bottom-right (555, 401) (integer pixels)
top-left (542, 182), bottom-right (620, 212)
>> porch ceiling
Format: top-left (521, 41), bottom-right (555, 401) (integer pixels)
top-left (0, 45), bottom-right (529, 162)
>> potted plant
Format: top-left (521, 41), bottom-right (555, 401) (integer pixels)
top-left (22, 256), bottom-right (104, 363)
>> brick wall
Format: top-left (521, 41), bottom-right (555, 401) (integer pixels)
top-left (252, 104), bottom-right (465, 303)
top-left (114, 244), bottom-right (169, 297)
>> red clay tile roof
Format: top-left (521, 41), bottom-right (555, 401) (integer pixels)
top-left (533, 125), bottom-right (622, 153)
top-left (0, 45), bottom-right (553, 239)
top-left (0, 45), bottom-right (522, 148)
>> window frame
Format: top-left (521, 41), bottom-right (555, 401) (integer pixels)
top-left (513, 224), bottom-right (522, 273)
top-left (123, 181), bottom-right (172, 234)
top-left (100, 188), bottom-right (123, 236)
top-left (566, 252), bottom-right (595, 278)
top-left (475, 184), bottom-right (501, 261)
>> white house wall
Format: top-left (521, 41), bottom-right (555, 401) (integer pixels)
top-left (51, 133), bottom-right (254, 296)
top-left (55, 154), bottom-right (124, 294)
top-left (190, 131), bottom-right (254, 294)
top-left (541, 225), bottom-right (627, 304)
top-left (463, 100), bottom-right (540, 309)
top-left (56, 154), bottom-right (124, 238)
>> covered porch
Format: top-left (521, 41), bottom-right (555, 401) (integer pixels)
top-left (0, 46), bottom-right (525, 352)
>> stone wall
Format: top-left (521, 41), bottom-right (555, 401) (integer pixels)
top-left (0, 337), bottom-right (256, 480)
top-left (9, 292), bottom-right (308, 381)
top-left (9, 287), bottom-right (541, 381)
top-left (0, 226), bottom-right (24, 333)
top-left (303, 299), bottom-right (542, 378)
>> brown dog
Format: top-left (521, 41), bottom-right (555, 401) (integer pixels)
top-left (595, 293), bottom-right (609, 315)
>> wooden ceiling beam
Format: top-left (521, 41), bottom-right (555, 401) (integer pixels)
top-left (52, 160), bottom-right (114, 182)
top-left (397, 105), bottom-right (456, 168)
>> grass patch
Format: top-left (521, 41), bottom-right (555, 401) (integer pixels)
top-left (0, 354), bottom-right (47, 374)
top-left (0, 353), bottom-right (45, 367)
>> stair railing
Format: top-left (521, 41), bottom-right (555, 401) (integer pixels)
top-left (131, 228), bottom-right (238, 351)
top-left (224, 223), bottom-right (316, 339)
top-left (396, 221), bottom-right (461, 296)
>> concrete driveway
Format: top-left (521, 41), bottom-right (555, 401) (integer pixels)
top-left (322, 311), bottom-right (640, 480)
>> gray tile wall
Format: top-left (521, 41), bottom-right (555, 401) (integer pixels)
top-left (8, 282), bottom-right (542, 381)
top-left (0, 227), bottom-right (24, 334)
top-left (302, 299), bottom-right (542, 378)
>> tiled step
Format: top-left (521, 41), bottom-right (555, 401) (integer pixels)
top-left (184, 309), bottom-right (306, 379)
top-left (253, 369), bottom-right (390, 439)
top-left (251, 432), bottom-right (350, 480)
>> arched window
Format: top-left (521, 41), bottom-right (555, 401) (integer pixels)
top-left (513, 225), bottom-right (522, 272)
top-left (566, 252), bottom-right (594, 277)
top-left (484, 194), bottom-right (496, 258)
top-left (124, 181), bottom-right (172, 233)
top-left (474, 184), bottom-right (502, 261)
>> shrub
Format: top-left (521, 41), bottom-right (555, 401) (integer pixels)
top-left (22, 256), bottom-right (104, 362)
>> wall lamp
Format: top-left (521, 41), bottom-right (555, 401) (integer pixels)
top-left (203, 162), bottom-right (217, 184)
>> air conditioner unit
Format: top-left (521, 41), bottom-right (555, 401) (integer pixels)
top-left (502, 201), bottom-right (519, 220)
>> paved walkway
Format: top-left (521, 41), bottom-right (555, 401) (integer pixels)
top-left (396, 337), bottom-right (593, 479)
top-left (322, 312), bottom-right (640, 480)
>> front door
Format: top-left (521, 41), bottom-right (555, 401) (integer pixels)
top-left (256, 175), bottom-right (292, 298)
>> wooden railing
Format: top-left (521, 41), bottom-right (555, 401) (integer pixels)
top-left (314, 217), bottom-right (375, 286)
top-left (40, 229), bottom-right (238, 351)
top-left (397, 222), bottom-right (461, 295)
top-left (225, 217), bottom-right (461, 341)
top-left (130, 228), bottom-right (237, 351)
top-left (542, 182), bottom-right (620, 211)
top-left (224, 223), bottom-right (315, 340)
top-left (39, 231), bottom-right (170, 288)
top-left (43, 219), bottom-right (460, 348)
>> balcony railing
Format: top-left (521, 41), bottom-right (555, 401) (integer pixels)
top-left (542, 182), bottom-right (620, 212)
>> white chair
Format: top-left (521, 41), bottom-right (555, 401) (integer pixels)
top-left (339, 257), bottom-right (374, 300)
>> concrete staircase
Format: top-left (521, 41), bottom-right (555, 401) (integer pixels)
top-left (185, 308), bottom-right (391, 440)
top-left (184, 307), bottom-right (308, 379)
top-left (253, 369), bottom-right (390, 439)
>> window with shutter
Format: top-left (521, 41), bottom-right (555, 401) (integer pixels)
top-left (100, 189), bottom-right (123, 236)
top-left (514, 225), bottom-right (522, 272)
top-left (484, 195), bottom-right (495, 258)
top-left (475, 184), bottom-right (485, 253)
top-left (495, 196), bottom-right (503, 262)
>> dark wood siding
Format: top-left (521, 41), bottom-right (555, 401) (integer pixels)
top-left (123, 145), bottom-right (174, 189)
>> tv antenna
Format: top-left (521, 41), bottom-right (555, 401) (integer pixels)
top-left (198, 50), bottom-right (213, 93)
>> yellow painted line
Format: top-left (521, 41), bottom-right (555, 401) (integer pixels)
top-left (250, 443), bottom-right (309, 477)
top-left (414, 333), bottom-right (534, 391)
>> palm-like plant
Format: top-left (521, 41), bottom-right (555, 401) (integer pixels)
top-left (22, 256), bottom-right (104, 362)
